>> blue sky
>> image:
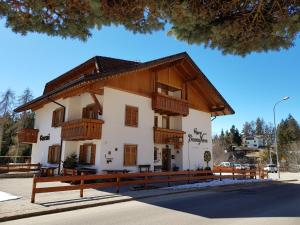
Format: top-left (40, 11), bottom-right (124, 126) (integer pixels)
top-left (0, 20), bottom-right (299, 135)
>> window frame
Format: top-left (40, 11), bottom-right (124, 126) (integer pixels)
top-left (79, 143), bottom-right (96, 165)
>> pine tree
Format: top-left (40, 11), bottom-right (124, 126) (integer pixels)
top-left (0, 1), bottom-right (299, 55)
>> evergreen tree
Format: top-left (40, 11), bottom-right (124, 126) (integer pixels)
top-left (255, 117), bottom-right (265, 135)
top-left (0, 1), bottom-right (299, 55)
top-left (277, 114), bottom-right (300, 160)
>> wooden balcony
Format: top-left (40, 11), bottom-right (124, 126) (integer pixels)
top-left (61, 119), bottom-right (104, 141)
top-left (17, 128), bottom-right (39, 144)
top-left (154, 127), bottom-right (185, 148)
top-left (152, 92), bottom-right (189, 116)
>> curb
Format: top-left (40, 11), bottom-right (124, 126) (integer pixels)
top-left (0, 180), bottom-right (275, 222)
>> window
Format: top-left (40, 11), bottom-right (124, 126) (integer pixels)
top-left (79, 144), bottom-right (96, 165)
top-left (162, 116), bottom-right (170, 129)
top-left (154, 147), bottom-right (159, 161)
top-left (48, 145), bottom-right (60, 164)
top-left (52, 107), bottom-right (65, 127)
top-left (82, 104), bottom-right (99, 119)
top-left (161, 88), bottom-right (168, 95)
top-left (125, 105), bottom-right (138, 127)
top-left (154, 116), bottom-right (158, 127)
top-left (124, 144), bottom-right (137, 166)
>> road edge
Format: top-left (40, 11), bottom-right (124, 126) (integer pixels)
top-left (0, 180), bottom-right (282, 222)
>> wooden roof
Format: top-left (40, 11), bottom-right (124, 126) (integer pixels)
top-left (15, 52), bottom-right (234, 116)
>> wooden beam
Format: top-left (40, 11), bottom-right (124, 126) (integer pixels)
top-left (89, 93), bottom-right (103, 114)
top-left (210, 106), bottom-right (226, 112)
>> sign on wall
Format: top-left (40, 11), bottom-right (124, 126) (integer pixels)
top-left (188, 128), bottom-right (208, 145)
top-left (40, 134), bottom-right (50, 141)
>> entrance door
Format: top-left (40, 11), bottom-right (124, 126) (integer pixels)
top-left (162, 148), bottom-right (171, 171)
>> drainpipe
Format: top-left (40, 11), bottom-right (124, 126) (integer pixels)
top-left (48, 97), bottom-right (65, 175)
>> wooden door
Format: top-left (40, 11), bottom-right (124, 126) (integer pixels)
top-left (162, 148), bottom-right (171, 171)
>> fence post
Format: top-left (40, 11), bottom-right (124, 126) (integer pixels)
top-left (167, 175), bottom-right (170, 187)
top-left (258, 166), bottom-right (261, 179)
top-left (219, 168), bottom-right (222, 181)
top-left (116, 176), bottom-right (120, 193)
top-left (80, 172), bottom-right (84, 198)
top-left (31, 175), bottom-right (37, 203)
top-left (232, 168), bottom-right (235, 180)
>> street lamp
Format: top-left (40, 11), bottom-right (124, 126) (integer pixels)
top-left (273, 96), bottom-right (289, 179)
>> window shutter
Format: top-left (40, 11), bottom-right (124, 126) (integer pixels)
top-left (132, 146), bottom-right (137, 165)
top-left (54, 146), bottom-right (60, 163)
top-left (125, 106), bottom-right (131, 126)
top-left (90, 144), bottom-right (96, 165)
top-left (124, 145), bottom-right (137, 166)
top-left (52, 111), bottom-right (56, 127)
top-left (125, 106), bottom-right (138, 127)
top-left (79, 145), bottom-right (84, 163)
top-left (132, 108), bottom-right (138, 127)
top-left (48, 146), bottom-right (52, 163)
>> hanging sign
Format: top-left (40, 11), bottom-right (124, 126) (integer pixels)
top-left (188, 128), bottom-right (208, 145)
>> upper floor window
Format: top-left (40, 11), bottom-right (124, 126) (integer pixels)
top-left (154, 116), bottom-right (158, 127)
top-left (48, 145), bottom-right (60, 164)
top-left (82, 104), bottom-right (99, 119)
top-left (79, 144), bottom-right (96, 165)
top-left (52, 107), bottom-right (65, 127)
top-left (125, 105), bottom-right (138, 127)
top-left (162, 115), bottom-right (170, 129)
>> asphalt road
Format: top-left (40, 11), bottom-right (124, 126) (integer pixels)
top-left (3, 182), bottom-right (300, 225)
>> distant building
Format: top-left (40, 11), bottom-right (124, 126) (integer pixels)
top-left (243, 135), bottom-right (265, 148)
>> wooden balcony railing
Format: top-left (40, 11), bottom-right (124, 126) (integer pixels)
top-left (152, 92), bottom-right (189, 116)
top-left (61, 119), bottom-right (104, 141)
top-left (154, 127), bottom-right (185, 148)
top-left (17, 128), bottom-right (39, 144)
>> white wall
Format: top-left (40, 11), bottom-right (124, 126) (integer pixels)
top-left (100, 87), bottom-right (154, 171)
top-left (182, 109), bottom-right (212, 170)
top-left (31, 93), bottom-right (103, 168)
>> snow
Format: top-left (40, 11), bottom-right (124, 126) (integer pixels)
top-left (161, 179), bottom-right (272, 190)
top-left (0, 191), bottom-right (21, 202)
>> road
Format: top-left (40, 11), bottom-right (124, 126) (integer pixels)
top-left (3, 182), bottom-right (300, 225)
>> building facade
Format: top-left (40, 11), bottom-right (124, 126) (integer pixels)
top-left (16, 52), bottom-right (234, 173)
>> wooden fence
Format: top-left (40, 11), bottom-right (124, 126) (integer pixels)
top-left (0, 163), bottom-right (41, 174)
top-left (31, 168), bottom-right (267, 203)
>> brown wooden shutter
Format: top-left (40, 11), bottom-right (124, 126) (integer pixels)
top-left (132, 107), bottom-right (138, 127)
top-left (52, 111), bottom-right (56, 127)
top-left (124, 145), bottom-right (137, 166)
top-left (125, 106), bottom-right (131, 126)
top-left (90, 144), bottom-right (96, 165)
top-left (132, 146), bottom-right (137, 165)
top-left (54, 146), bottom-right (60, 163)
top-left (48, 146), bottom-right (52, 163)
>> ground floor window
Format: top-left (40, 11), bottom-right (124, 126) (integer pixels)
top-left (48, 145), bottom-right (60, 164)
top-left (154, 147), bottom-right (159, 161)
top-left (124, 144), bottom-right (137, 166)
top-left (79, 144), bottom-right (96, 165)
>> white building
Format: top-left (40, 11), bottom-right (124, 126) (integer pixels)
top-left (15, 52), bottom-right (234, 173)
top-left (243, 136), bottom-right (265, 148)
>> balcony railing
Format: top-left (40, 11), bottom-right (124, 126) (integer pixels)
top-left (154, 127), bottom-right (185, 148)
top-left (61, 119), bottom-right (104, 141)
top-left (17, 128), bottom-right (39, 144)
top-left (152, 92), bottom-right (189, 116)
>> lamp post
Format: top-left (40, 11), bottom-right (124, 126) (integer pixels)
top-left (273, 96), bottom-right (289, 179)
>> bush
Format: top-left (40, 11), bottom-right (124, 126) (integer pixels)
top-left (63, 153), bottom-right (78, 169)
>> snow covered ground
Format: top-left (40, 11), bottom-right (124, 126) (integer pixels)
top-left (0, 191), bottom-right (21, 202)
top-left (161, 179), bottom-right (272, 190)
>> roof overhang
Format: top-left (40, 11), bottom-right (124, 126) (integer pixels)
top-left (15, 52), bottom-right (234, 116)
